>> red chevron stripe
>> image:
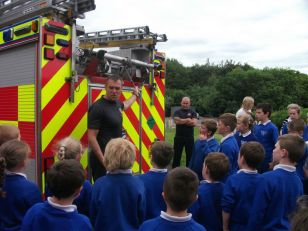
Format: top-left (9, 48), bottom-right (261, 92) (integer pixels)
top-left (152, 123), bottom-right (164, 141)
top-left (41, 43), bottom-right (71, 87)
top-left (153, 94), bottom-right (164, 122)
top-left (155, 76), bottom-right (165, 96)
top-left (120, 95), bottom-right (152, 149)
top-left (144, 87), bottom-right (164, 127)
top-left (126, 133), bottom-right (150, 173)
top-left (42, 94), bottom-right (88, 158)
top-left (41, 79), bottom-right (83, 129)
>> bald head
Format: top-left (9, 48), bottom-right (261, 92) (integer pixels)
top-left (181, 97), bottom-right (191, 110)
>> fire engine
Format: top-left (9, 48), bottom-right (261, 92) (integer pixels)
top-left (0, 0), bottom-right (167, 190)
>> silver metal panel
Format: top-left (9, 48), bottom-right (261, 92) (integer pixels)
top-left (24, 158), bottom-right (36, 183)
top-left (0, 42), bottom-right (36, 87)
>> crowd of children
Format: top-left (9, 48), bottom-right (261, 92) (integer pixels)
top-left (1, 99), bottom-right (308, 231)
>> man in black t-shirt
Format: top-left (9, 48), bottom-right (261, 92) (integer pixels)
top-left (88, 76), bottom-right (139, 181)
top-left (172, 97), bottom-right (198, 168)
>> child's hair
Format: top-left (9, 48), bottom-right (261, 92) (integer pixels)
top-left (201, 119), bottom-right (217, 136)
top-left (0, 157), bottom-right (6, 198)
top-left (150, 141), bottom-right (174, 168)
top-left (256, 103), bottom-right (272, 118)
top-left (291, 195), bottom-right (308, 231)
top-left (287, 104), bottom-right (301, 114)
top-left (0, 125), bottom-right (20, 146)
top-left (239, 142), bottom-right (265, 169)
top-left (163, 167), bottom-right (199, 212)
top-left (0, 140), bottom-right (30, 170)
top-left (204, 152), bottom-right (229, 181)
top-left (103, 138), bottom-right (135, 172)
top-left (54, 137), bottom-right (83, 160)
top-left (238, 114), bottom-right (254, 130)
top-left (218, 113), bottom-right (237, 131)
top-left (47, 159), bottom-right (85, 199)
top-left (278, 134), bottom-right (305, 163)
top-left (288, 119), bottom-right (305, 134)
top-left (242, 96), bottom-right (254, 110)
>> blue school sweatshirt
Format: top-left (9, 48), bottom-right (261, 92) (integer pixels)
top-left (45, 180), bottom-right (92, 217)
top-left (190, 181), bottom-right (224, 231)
top-left (246, 165), bottom-right (303, 231)
top-left (138, 169), bottom-right (167, 220)
top-left (221, 170), bottom-right (261, 231)
top-left (90, 171), bottom-right (146, 231)
top-left (219, 134), bottom-right (239, 176)
top-left (21, 200), bottom-right (91, 231)
top-left (234, 131), bottom-right (258, 148)
top-left (139, 211), bottom-right (206, 231)
top-left (253, 121), bottom-right (278, 163)
top-left (0, 174), bottom-right (42, 231)
top-left (296, 144), bottom-right (308, 181)
top-left (189, 137), bottom-right (220, 180)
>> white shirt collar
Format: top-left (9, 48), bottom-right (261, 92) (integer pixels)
top-left (200, 179), bottom-right (220, 184)
top-left (108, 169), bottom-right (132, 174)
top-left (5, 170), bottom-right (27, 179)
top-left (273, 164), bottom-right (296, 172)
top-left (237, 169), bottom-right (258, 174)
top-left (150, 168), bottom-right (168, 173)
top-left (160, 211), bottom-right (192, 222)
top-left (47, 197), bottom-right (77, 212)
top-left (240, 130), bottom-right (251, 137)
top-left (258, 120), bottom-right (271, 126)
top-left (207, 136), bottom-right (214, 142)
top-left (221, 133), bottom-right (234, 143)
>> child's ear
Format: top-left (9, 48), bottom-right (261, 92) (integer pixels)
top-left (73, 186), bottom-right (83, 199)
top-left (281, 148), bottom-right (288, 159)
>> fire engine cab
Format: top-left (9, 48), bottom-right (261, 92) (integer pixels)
top-left (0, 0), bottom-right (167, 190)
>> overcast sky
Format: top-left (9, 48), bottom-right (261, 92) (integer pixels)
top-left (78, 0), bottom-right (308, 74)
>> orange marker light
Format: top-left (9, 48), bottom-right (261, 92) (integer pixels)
top-left (44, 33), bottom-right (54, 46)
top-left (32, 20), bottom-right (38, 33)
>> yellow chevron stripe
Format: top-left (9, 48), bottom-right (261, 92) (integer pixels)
top-left (41, 18), bottom-right (72, 68)
top-left (142, 88), bottom-right (164, 135)
top-left (70, 113), bottom-right (88, 169)
top-left (41, 82), bottom-right (87, 152)
top-left (121, 92), bottom-right (152, 170)
top-left (0, 120), bottom-right (18, 126)
top-left (18, 85), bottom-right (35, 122)
top-left (154, 78), bottom-right (165, 113)
top-left (41, 60), bottom-right (71, 109)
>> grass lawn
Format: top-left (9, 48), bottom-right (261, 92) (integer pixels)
top-left (165, 127), bottom-right (222, 167)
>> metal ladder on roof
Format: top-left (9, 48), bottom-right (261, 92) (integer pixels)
top-left (78, 25), bottom-right (167, 48)
top-left (0, 0), bottom-right (95, 28)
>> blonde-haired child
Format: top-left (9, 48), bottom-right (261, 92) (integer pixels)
top-left (90, 138), bottom-right (146, 231)
top-left (49, 136), bottom-right (92, 217)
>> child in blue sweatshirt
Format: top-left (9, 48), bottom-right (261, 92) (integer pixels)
top-left (189, 119), bottom-right (220, 180)
top-left (50, 136), bottom-right (92, 217)
top-left (138, 141), bottom-right (173, 220)
top-left (222, 141), bottom-right (265, 231)
top-left (90, 138), bottom-right (146, 231)
top-left (287, 119), bottom-right (308, 182)
top-left (253, 103), bottom-right (279, 173)
top-left (139, 167), bottom-right (206, 231)
top-left (190, 152), bottom-right (229, 231)
top-left (234, 114), bottom-right (258, 148)
top-left (0, 140), bottom-right (42, 231)
top-left (247, 134), bottom-right (305, 231)
top-left (22, 159), bottom-right (91, 231)
top-left (217, 113), bottom-right (239, 176)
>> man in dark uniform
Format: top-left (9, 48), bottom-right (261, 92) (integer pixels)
top-left (88, 76), bottom-right (139, 181)
top-left (172, 96), bottom-right (198, 168)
